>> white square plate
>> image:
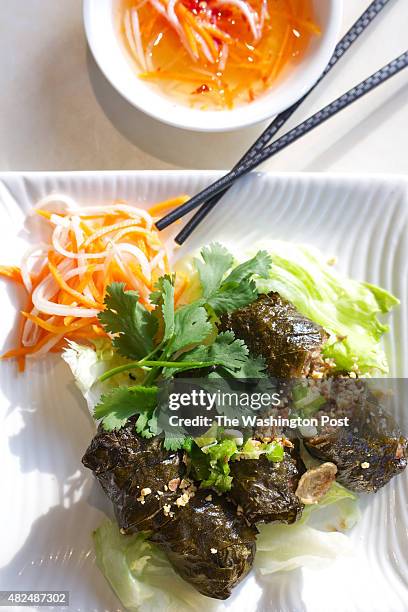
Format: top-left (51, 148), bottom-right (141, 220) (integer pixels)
top-left (1, 171), bottom-right (408, 612)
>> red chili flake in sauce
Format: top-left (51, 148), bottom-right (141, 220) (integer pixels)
top-left (192, 83), bottom-right (211, 94)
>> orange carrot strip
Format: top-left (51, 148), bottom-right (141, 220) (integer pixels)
top-left (181, 21), bottom-right (199, 58)
top-left (267, 25), bottom-right (292, 83)
top-left (83, 219), bottom-right (145, 248)
top-left (177, 4), bottom-right (218, 61)
top-left (148, 195), bottom-right (189, 217)
top-left (0, 265), bottom-right (24, 284)
top-left (22, 312), bottom-right (94, 335)
top-left (139, 71), bottom-right (215, 84)
top-left (35, 209), bottom-right (53, 220)
top-left (47, 258), bottom-right (102, 310)
top-left (202, 24), bottom-right (232, 43)
top-left (2, 332), bottom-right (55, 359)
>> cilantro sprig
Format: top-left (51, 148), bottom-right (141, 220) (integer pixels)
top-left (95, 244), bottom-right (272, 452)
top-left (195, 243), bottom-right (272, 314)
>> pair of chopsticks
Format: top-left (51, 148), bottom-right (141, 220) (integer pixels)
top-left (156, 0), bottom-right (408, 244)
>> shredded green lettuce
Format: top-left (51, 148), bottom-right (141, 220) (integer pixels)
top-left (93, 521), bottom-right (217, 612)
top-left (251, 241), bottom-right (399, 375)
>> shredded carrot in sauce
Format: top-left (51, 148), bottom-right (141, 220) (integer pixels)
top-left (120, 0), bottom-right (320, 110)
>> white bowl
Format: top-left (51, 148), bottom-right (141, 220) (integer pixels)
top-left (83, 0), bottom-right (343, 132)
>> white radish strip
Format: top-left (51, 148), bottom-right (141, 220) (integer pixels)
top-left (150, 248), bottom-right (165, 270)
top-left (33, 193), bottom-right (80, 214)
top-left (163, 239), bottom-right (174, 267)
top-left (111, 226), bottom-right (152, 243)
top-left (215, 0), bottom-right (260, 41)
top-left (116, 243), bottom-right (152, 280)
top-left (112, 246), bottom-right (150, 302)
top-left (194, 31), bottom-right (215, 63)
top-left (218, 42), bottom-right (229, 71)
top-left (59, 263), bottom-right (100, 306)
top-left (71, 215), bottom-right (86, 279)
top-left (64, 204), bottom-right (153, 228)
top-left (70, 216), bottom-right (84, 248)
top-left (125, 10), bottom-right (141, 64)
top-left (84, 219), bottom-right (147, 247)
top-left (83, 286), bottom-right (95, 302)
top-left (20, 244), bottom-right (48, 293)
top-left (166, 0), bottom-right (180, 29)
top-left (27, 334), bottom-right (65, 359)
top-left (131, 9), bottom-right (148, 71)
top-left (61, 263), bottom-right (105, 304)
top-left (148, 0), bottom-right (167, 18)
top-left (52, 225), bottom-right (112, 260)
top-left (32, 276), bottom-right (100, 317)
top-left (258, 0), bottom-right (268, 36)
top-left (149, 0), bottom-right (192, 60)
top-left (145, 37), bottom-right (156, 72)
top-left (103, 247), bottom-right (115, 285)
top-left (32, 260), bottom-right (100, 318)
top-left (146, 240), bottom-right (161, 252)
top-left (62, 264), bottom-right (105, 282)
top-left (115, 254), bottom-right (150, 301)
top-left (22, 308), bottom-right (41, 347)
top-left (50, 213), bottom-right (71, 227)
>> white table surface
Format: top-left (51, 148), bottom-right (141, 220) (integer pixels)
top-left (0, 0), bottom-right (407, 174)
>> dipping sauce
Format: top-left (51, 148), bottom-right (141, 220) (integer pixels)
top-left (118, 0), bottom-right (320, 110)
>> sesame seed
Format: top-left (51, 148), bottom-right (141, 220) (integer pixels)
top-left (210, 548), bottom-right (217, 554)
top-left (176, 492), bottom-right (190, 507)
top-left (168, 478), bottom-right (181, 492)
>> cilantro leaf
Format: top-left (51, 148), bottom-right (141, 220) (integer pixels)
top-left (211, 354), bottom-right (268, 379)
top-left (231, 354), bottom-right (268, 378)
top-left (164, 432), bottom-right (188, 451)
top-left (169, 302), bottom-right (213, 355)
top-left (165, 331), bottom-right (250, 376)
top-left (206, 279), bottom-right (258, 314)
top-left (194, 243), bottom-right (234, 298)
top-left (223, 250), bottom-right (272, 285)
top-left (98, 283), bottom-right (157, 360)
top-left (150, 275), bottom-right (175, 343)
top-left (193, 244), bottom-right (272, 315)
top-left (94, 385), bottom-right (157, 432)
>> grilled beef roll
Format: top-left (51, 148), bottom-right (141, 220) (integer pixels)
top-left (218, 292), bottom-right (327, 378)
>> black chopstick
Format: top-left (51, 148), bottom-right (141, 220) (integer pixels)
top-left (155, 0), bottom-right (394, 236)
top-left (173, 0), bottom-right (394, 245)
top-left (157, 49), bottom-right (408, 233)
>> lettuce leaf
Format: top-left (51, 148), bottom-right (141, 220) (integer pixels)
top-left (255, 481), bottom-right (359, 576)
top-left (93, 521), bottom-right (218, 612)
top-left (62, 339), bottom-right (136, 415)
top-left (255, 523), bottom-right (352, 575)
top-left (252, 241), bottom-right (399, 375)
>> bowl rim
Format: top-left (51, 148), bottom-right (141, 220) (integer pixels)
top-left (83, 0), bottom-right (344, 133)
